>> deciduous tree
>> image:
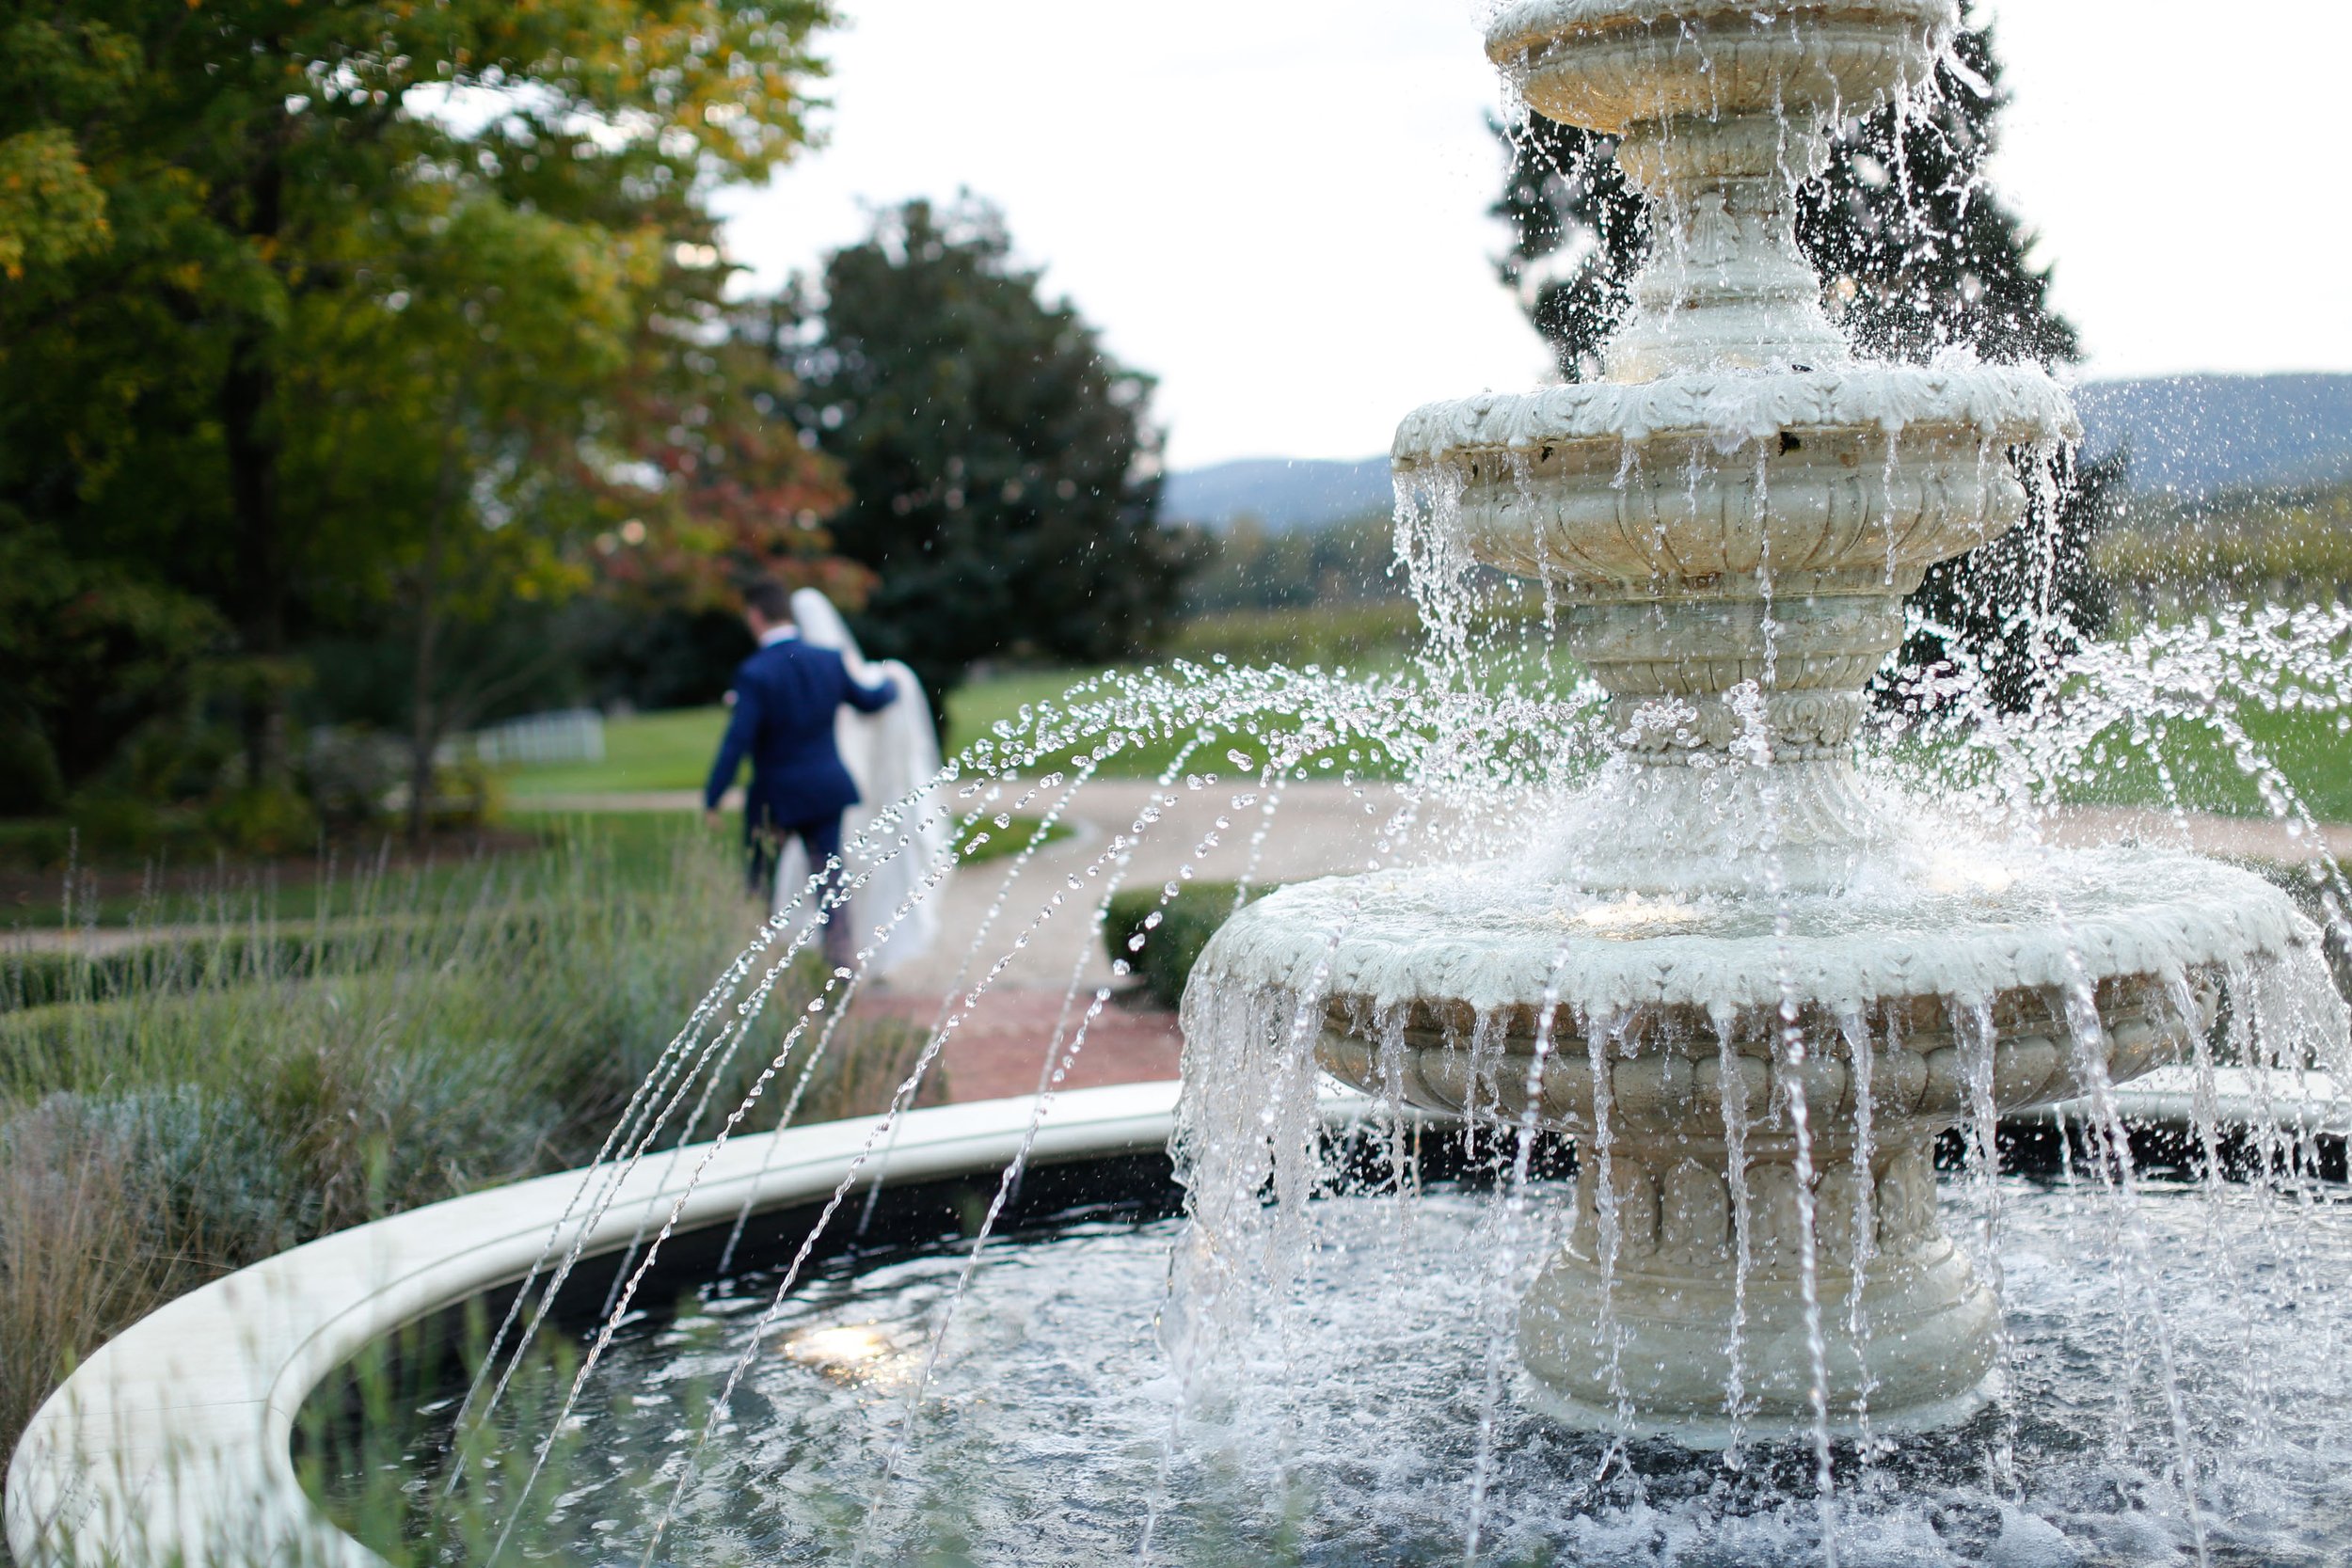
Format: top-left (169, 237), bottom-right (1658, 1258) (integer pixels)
top-left (0, 0), bottom-right (841, 831)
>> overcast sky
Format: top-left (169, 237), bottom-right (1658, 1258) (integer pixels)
top-left (714, 1), bottom-right (2352, 472)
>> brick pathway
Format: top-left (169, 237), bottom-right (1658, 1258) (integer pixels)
top-left (861, 985), bottom-right (1184, 1103)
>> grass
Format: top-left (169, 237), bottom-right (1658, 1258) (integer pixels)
top-left (485, 626), bottom-right (2352, 826)
top-left (501, 705), bottom-right (736, 798)
top-left (2, 811), bottom-right (739, 931)
top-left (0, 818), bottom-right (937, 1465)
top-left (494, 675), bottom-right (1179, 791)
top-left (2040, 703), bottom-right (2352, 823)
top-left (1164, 601), bottom-right (1423, 670)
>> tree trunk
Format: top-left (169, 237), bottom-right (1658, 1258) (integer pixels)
top-left (219, 134), bottom-right (289, 790)
top-left (405, 521), bottom-right (446, 849)
top-left (405, 428), bottom-right (464, 848)
top-left (222, 327), bottom-right (287, 788)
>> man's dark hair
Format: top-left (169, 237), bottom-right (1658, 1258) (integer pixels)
top-left (742, 580), bottom-right (795, 625)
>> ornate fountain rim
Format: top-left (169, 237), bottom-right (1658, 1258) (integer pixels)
top-left (1198, 848), bottom-right (2313, 1018)
top-left (1485, 0), bottom-right (1959, 57)
top-left (1391, 364), bottom-right (2080, 471)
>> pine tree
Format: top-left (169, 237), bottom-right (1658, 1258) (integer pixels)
top-left (790, 198), bottom-right (1187, 708)
top-left (1490, 5), bottom-right (2121, 711)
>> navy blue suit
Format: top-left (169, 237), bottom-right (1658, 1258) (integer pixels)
top-left (705, 635), bottom-right (898, 908)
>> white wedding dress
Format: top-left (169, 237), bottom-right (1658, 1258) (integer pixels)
top-left (771, 589), bottom-right (950, 977)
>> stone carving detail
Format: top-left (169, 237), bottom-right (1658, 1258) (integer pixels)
top-left (1618, 691), bottom-right (1862, 760)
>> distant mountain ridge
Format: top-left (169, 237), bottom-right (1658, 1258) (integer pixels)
top-left (2073, 373), bottom-right (2352, 498)
top-left (1163, 372), bottom-right (2352, 530)
top-left (1160, 456), bottom-right (1394, 533)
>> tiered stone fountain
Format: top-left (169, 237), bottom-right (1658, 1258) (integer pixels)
top-left (1190, 0), bottom-right (2319, 1433)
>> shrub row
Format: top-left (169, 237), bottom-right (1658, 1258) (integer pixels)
top-left (1103, 880), bottom-right (1273, 1010)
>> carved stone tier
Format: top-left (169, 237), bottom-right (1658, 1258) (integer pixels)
top-left (1383, 0), bottom-right (2084, 780)
top-left (1487, 0), bottom-right (1957, 135)
top-left (1189, 849), bottom-right (2321, 1428)
top-left (1393, 367), bottom-right (2078, 784)
top-left (1391, 372), bottom-right (2080, 598)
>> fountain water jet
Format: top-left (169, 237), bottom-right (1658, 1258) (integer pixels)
top-left (1184, 0), bottom-right (2332, 1435)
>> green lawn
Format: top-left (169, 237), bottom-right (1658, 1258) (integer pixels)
top-left (502, 705), bottom-right (735, 797)
top-left (498, 662), bottom-right (1439, 798)
top-left (9, 812), bottom-right (739, 930)
top-left (501, 672), bottom-right (1151, 797)
top-left (2045, 704), bottom-right (2352, 823)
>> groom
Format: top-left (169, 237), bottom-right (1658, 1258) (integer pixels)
top-left (704, 580), bottom-right (899, 962)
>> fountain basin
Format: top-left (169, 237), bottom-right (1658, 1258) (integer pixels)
top-left (1192, 844), bottom-right (2333, 1427)
top-left (310, 1088), bottom-right (2352, 1564)
top-left (14, 1070), bottom-right (2350, 1564)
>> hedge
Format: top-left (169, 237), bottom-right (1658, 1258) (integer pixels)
top-left (1103, 880), bottom-right (1274, 1009)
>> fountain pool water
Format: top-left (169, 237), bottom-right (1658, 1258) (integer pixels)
top-left (323, 1136), bottom-right (2352, 1566)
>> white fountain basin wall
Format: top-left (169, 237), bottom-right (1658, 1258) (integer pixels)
top-left (2, 1085), bottom-right (1188, 1568)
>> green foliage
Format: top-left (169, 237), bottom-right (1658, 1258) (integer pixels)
top-left (0, 521), bottom-right (230, 804)
top-left (2097, 481), bottom-right (2352, 615)
top-left (1490, 118), bottom-right (1649, 387)
top-left (0, 0), bottom-right (846, 816)
top-left (792, 197), bottom-right (1189, 705)
top-left (1489, 3), bottom-right (2112, 711)
top-left (1181, 511), bottom-right (1401, 616)
top-left (1793, 23), bottom-right (2077, 368)
top-left (0, 125), bottom-right (108, 278)
top-left (202, 783), bottom-right (322, 858)
top-left (1104, 880), bottom-right (1273, 1009)
top-left (1893, 446), bottom-right (2128, 714)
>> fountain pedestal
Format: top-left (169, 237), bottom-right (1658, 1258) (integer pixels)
top-left (1520, 1138), bottom-right (2002, 1434)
